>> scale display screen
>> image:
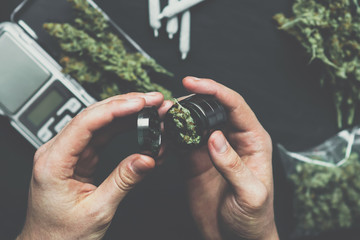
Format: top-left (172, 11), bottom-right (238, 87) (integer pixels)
top-left (0, 32), bottom-right (50, 113)
top-left (26, 90), bottom-right (64, 127)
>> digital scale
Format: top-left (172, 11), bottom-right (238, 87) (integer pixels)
top-left (0, 0), bottom-right (157, 149)
top-left (0, 22), bottom-right (96, 148)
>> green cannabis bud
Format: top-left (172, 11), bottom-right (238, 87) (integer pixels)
top-left (274, 0), bottom-right (360, 128)
top-left (289, 152), bottom-right (360, 236)
top-left (168, 100), bottom-right (201, 145)
top-left (44, 0), bottom-right (173, 100)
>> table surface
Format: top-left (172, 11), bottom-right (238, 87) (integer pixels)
top-left (0, 0), bottom-right (359, 239)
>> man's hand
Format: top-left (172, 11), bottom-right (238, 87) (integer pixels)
top-left (179, 77), bottom-right (279, 240)
top-left (17, 92), bottom-right (166, 240)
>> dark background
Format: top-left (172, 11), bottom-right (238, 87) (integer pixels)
top-left (0, 0), bottom-right (359, 239)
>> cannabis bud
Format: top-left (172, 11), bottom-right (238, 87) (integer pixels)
top-left (44, 0), bottom-right (173, 100)
top-left (167, 99), bottom-right (201, 146)
top-left (274, 0), bottom-right (360, 128)
top-left (137, 94), bottom-right (228, 157)
top-left (288, 152), bottom-right (360, 238)
top-left (165, 95), bottom-right (228, 149)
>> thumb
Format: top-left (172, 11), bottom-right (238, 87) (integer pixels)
top-left (92, 154), bottom-right (155, 211)
top-left (208, 131), bottom-right (268, 207)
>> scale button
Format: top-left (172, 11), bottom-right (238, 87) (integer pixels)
top-left (54, 115), bottom-right (72, 133)
top-left (38, 130), bottom-right (53, 143)
top-left (37, 117), bottom-right (55, 142)
top-left (57, 98), bottom-right (82, 116)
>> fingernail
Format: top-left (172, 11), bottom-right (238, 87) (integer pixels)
top-left (145, 92), bottom-right (159, 96)
top-left (212, 132), bottom-right (228, 154)
top-left (188, 76), bottom-right (201, 81)
top-left (131, 158), bottom-right (152, 175)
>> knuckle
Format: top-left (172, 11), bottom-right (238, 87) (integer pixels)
top-left (32, 144), bottom-right (52, 183)
top-left (105, 99), bottom-right (126, 113)
top-left (124, 92), bottom-right (142, 98)
top-left (250, 191), bottom-right (269, 210)
top-left (107, 98), bottom-right (125, 107)
top-left (230, 91), bottom-right (245, 106)
top-left (97, 214), bottom-right (113, 228)
top-left (85, 206), bottom-right (112, 226)
top-left (33, 146), bottom-right (45, 162)
top-left (235, 92), bottom-right (244, 102)
top-left (72, 109), bottom-right (87, 124)
top-left (106, 99), bottom-right (118, 109)
top-left (263, 129), bottom-right (271, 142)
top-left (115, 165), bottom-right (135, 192)
top-left (263, 130), bottom-right (273, 152)
top-left (241, 186), bottom-right (269, 212)
top-left (255, 129), bottom-right (273, 155)
top-left (32, 155), bottom-right (49, 184)
top-left (224, 153), bottom-right (244, 173)
top-left (226, 158), bottom-right (240, 172)
top-left (86, 101), bottom-right (99, 110)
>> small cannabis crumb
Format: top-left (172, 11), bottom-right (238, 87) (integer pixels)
top-left (169, 99), bottom-right (201, 145)
top-left (274, 0), bottom-right (360, 128)
top-left (44, 0), bottom-right (173, 100)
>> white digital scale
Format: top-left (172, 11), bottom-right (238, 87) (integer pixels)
top-left (0, 0), bottom-right (155, 148)
top-left (0, 22), bottom-right (96, 148)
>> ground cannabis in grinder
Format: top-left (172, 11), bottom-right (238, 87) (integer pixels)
top-left (44, 0), bottom-right (173, 100)
top-left (274, 0), bottom-right (360, 128)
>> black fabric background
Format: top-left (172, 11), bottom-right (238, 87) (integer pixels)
top-left (0, 0), bottom-right (359, 239)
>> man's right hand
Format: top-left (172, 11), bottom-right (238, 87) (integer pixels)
top-left (178, 77), bottom-right (279, 240)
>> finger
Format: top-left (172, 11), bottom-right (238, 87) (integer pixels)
top-left (89, 94), bottom-right (165, 148)
top-left (51, 98), bottom-right (146, 160)
top-left (86, 92), bottom-right (164, 111)
top-left (158, 100), bottom-right (173, 118)
top-left (208, 131), bottom-right (268, 207)
top-left (92, 154), bottom-right (155, 211)
top-left (55, 92), bottom-right (164, 144)
top-left (182, 76), bottom-right (262, 132)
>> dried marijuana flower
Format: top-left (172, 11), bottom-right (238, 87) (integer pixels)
top-left (290, 152), bottom-right (360, 236)
top-left (44, 0), bottom-right (173, 100)
top-left (274, 0), bottom-right (360, 128)
top-left (60, 56), bottom-right (102, 84)
top-left (168, 99), bottom-right (201, 145)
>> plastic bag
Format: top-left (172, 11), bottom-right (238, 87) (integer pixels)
top-left (278, 127), bottom-right (360, 239)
